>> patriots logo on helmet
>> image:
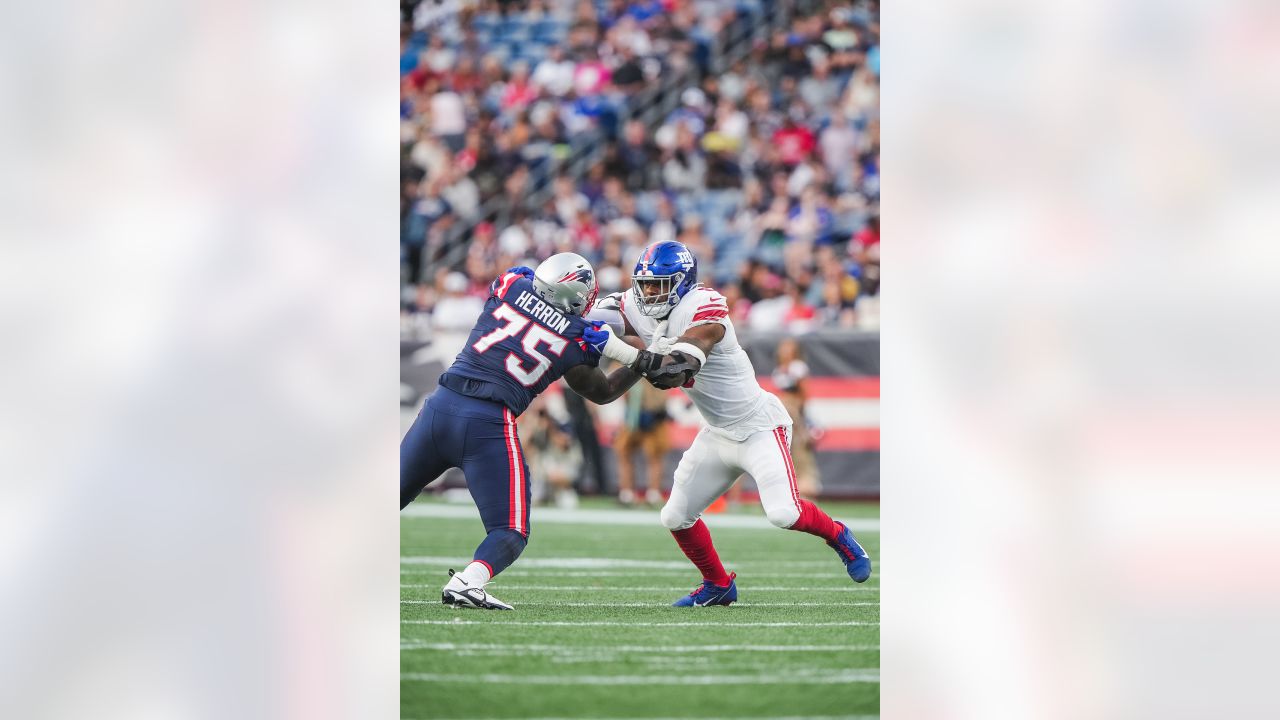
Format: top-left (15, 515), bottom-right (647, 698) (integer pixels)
top-left (556, 268), bottom-right (595, 285)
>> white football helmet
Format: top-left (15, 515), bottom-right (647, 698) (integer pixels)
top-left (532, 252), bottom-right (599, 316)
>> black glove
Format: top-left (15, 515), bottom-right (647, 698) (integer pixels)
top-left (644, 351), bottom-right (702, 390)
top-left (629, 349), bottom-right (664, 376)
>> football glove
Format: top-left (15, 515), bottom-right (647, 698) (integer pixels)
top-left (505, 265), bottom-right (535, 279)
top-left (630, 349), bottom-right (665, 375)
top-left (645, 350), bottom-right (702, 389)
top-left (582, 321), bottom-right (610, 356)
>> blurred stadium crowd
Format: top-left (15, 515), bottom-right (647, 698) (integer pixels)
top-left (401, 0), bottom-right (879, 503)
top-left (401, 0), bottom-right (880, 339)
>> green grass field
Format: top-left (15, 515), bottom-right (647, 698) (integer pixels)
top-left (402, 498), bottom-right (880, 719)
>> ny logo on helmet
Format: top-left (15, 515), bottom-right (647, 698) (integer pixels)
top-left (675, 250), bottom-right (694, 268)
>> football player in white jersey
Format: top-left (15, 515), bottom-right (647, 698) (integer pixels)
top-left (586, 240), bottom-right (872, 606)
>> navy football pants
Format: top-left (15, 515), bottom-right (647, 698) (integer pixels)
top-left (401, 386), bottom-right (531, 575)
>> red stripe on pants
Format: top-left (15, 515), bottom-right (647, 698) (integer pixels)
top-left (773, 427), bottom-right (801, 512)
top-left (503, 408), bottom-right (525, 534)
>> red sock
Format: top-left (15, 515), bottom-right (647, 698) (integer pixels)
top-left (787, 500), bottom-right (842, 542)
top-left (671, 519), bottom-right (732, 586)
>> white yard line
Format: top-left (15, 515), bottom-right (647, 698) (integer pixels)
top-left (401, 670), bottom-right (879, 685)
top-left (401, 600), bottom-right (878, 607)
top-left (401, 556), bottom-right (693, 569)
top-left (402, 619), bottom-right (878, 627)
top-left (400, 643), bottom-right (879, 652)
top-left (402, 569), bottom-right (873, 578)
top-left (402, 503), bottom-right (880, 532)
top-left (401, 557), bottom-right (877, 569)
top-left (403, 716), bottom-right (878, 720)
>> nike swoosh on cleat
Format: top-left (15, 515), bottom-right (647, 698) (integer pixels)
top-left (695, 589), bottom-right (730, 607)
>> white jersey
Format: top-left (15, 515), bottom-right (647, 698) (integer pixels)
top-left (592, 286), bottom-right (791, 441)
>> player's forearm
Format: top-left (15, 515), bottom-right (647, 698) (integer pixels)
top-left (592, 365), bottom-right (643, 404)
top-left (566, 364), bottom-right (643, 404)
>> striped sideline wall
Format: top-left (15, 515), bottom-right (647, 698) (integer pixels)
top-left (401, 331), bottom-right (880, 498)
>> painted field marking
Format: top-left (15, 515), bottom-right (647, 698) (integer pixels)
top-left (402, 503), bottom-right (881, 532)
top-left (402, 556), bottom-right (691, 569)
top-left (402, 619), bottom-right (878, 627)
top-left (401, 670), bottom-right (879, 685)
top-left (403, 716), bottom-right (879, 720)
top-left (401, 557), bottom-right (877, 569)
top-left (402, 569), bottom-right (876, 578)
top-left (401, 600), bottom-right (878, 607)
top-left (400, 642), bottom-right (880, 652)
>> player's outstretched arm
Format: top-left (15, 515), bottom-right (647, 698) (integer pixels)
top-left (563, 354), bottom-right (646, 404)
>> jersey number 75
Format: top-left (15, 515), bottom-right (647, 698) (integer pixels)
top-left (471, 304), bottom-right (568, 386)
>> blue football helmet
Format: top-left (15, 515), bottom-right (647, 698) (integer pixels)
top-left (632, 241), bottom-right (698, 318)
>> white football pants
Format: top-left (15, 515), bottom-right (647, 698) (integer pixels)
top-left (659, 424), bottom-right (803, 531)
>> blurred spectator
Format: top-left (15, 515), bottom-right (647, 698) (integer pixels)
top-left (498, 210), bottom-right (533, 258)
top-left (745, 272), bottom-right (788, 330)
top-left (662, 123), bottom-right (707, 192)
top-left (666, 88), bottom-right (709, 138)
top-left (675, 213), bottom-right (713, 266)
top-left (422, 35), bottom-right (457, 75)
top-left (430, 86), bottom-right (467, 152)
top-left (615, 382), bottom-right (670, 507)
top-left (535, 422), bottom-right (584, 509)
top-left (441, 164), bottom-right (480, 220)
top-left (432, 272), bottom-right (484, 332)
top-left (753, 195), bottom-right (790, 269)
top-left (784, 185), bottom-right (834, 275)
top-left (402, 178), bottom-right (452, 284)
top-left (772, 338), bottom-right (821, 498)
top-left (561, 387), bottom-right (608, 495)
top-left (843, 67), bottom-right (880, 121)
top-left (532, 45), bottom-right (576, 97)
top-left (401, 0), bottom-right (881, 338)
top-left (612, 120), bottom-right (658, 190)
top-left (852, 213), bottom-right (879, 255)
top-left (798, 55), bottom-right (842, 110)
top-left (573, 48), bottom-right (612, 96)
top-left (721, 282), bottom-right (750, 325)
top-left (648, 193), bottom-right (680, 245)
top-left (553, 174), bottom-right (589, 226)
top-left (820, 113), bottom-right (859, 191)
top-left (772, 114), bottom-right (817, 166)
top-left (501, 62), bottom-right (538, 112)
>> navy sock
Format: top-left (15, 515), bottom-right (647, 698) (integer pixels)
top-left (473, 528), bottom-right (528, 577)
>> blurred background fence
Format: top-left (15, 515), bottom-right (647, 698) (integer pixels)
top-left (402, 329), bottom-right (880, 498)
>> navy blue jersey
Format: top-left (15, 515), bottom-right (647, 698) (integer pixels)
top-left (439, 272), bottom-right (599, 415)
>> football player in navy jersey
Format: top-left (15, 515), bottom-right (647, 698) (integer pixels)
top-left (401, 252), bottom-right (671, 610)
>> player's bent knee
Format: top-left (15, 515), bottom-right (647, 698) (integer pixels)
top-left (766, 504), bottom-right (801, 529)
top-left (490, 527), bottom-right (528, 555)
top-left (659, 504), bottom-right (695, 531)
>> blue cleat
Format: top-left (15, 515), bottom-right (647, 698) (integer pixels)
top-left (672, 572), bottom-right (738, 607)
top-left (828, 522), bottom-right (873, 583)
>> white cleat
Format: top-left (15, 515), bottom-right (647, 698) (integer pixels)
top-left (441, 569), bottom-right (514, 610)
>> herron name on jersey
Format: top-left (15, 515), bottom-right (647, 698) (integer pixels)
top-left (440, 273), bottom-right (599, 415)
